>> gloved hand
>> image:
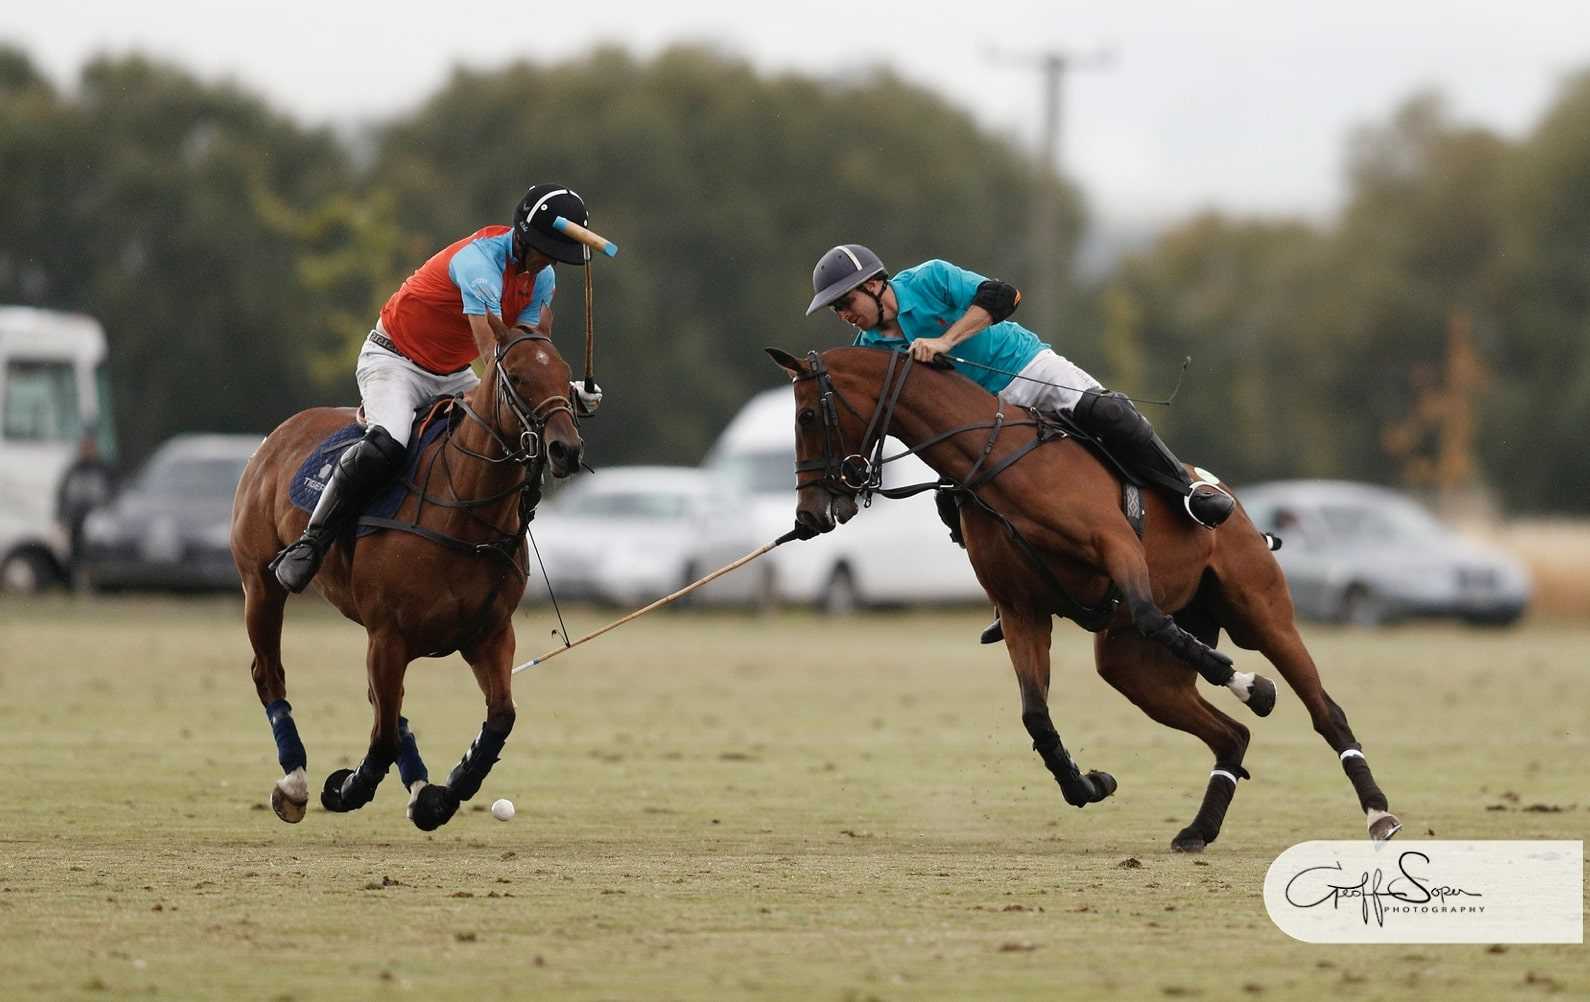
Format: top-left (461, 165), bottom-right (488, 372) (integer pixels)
top-left (571, 380), bottom-right (603, 417)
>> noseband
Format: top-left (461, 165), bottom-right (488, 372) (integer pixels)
top-left (793, 348), bottom-right (914, 504)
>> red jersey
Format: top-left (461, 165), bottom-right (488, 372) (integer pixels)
top-left (378, 226), bottom-right (554, 373)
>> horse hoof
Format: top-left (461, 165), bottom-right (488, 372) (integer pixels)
top-left (1368, 810), bottom-right (1402, 842)
top-left (271, 784), bottom-right (308, 824)
top-left (1086, 770), bottom-right (1118, 801)
top-left (410, 783), bottom-right (460, 832)
top-left (320, 769), bottom-right (355, 812)
top-left (1061, 770), bottom-right (1116, 808)
top-left (1243, 675), bottom-right (1277, 717)
top-left (1171, 832), bottom-right (1207, 853)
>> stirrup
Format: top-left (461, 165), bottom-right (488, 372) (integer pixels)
top-left (1183, 480), bottom-right (1234, 528)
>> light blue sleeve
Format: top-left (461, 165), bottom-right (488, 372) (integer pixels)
top-left (513, 267), bottom-right (556, 328)
top-left (913, 259), bottom-right (987, 315)
top-left (447, 240), bottom-right (504, 317)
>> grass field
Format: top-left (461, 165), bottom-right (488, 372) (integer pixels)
top-left (1, 596), bottom-right (1585, 1001)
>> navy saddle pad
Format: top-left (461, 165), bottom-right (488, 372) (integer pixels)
top-left (286, 408), bottom-right (453, 537)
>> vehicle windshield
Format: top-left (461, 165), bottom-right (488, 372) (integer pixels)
top-left (710, 449), bottom-right (794, 496)
top-left (137, 455), bottom-right (251, 499)
top-left (1317, 498), bottom-right (1447, 543)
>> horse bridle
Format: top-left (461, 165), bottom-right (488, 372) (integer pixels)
top-left (452, 332), bottom-right (576, 469)
top-left (793, 348), bottom-right (914, 504)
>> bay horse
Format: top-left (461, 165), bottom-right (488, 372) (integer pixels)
top-left (230, 328), bottom-right (582, 831)
top-left (768, 346), bottom-right (1400, 851)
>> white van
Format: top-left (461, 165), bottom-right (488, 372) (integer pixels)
top-left (703, 385), bottom-right (985, 611)
top-left (0, 307), bottom-right (116, 591)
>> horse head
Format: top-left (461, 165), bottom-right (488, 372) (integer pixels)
top-left (485, 328), bottom-right (583, 478)
top-left (766, 347), bottom-right (873, 535)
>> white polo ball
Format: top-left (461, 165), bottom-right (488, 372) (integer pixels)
top-left (490, 798), bottom-right (516, 822)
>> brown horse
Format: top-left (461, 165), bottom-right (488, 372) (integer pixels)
top-left (230, 328), bottom-right (582, 831)
top-left (768, 346), bottom-right (1400, 851)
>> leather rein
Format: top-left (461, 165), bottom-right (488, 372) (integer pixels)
top-left (793, 347), bottom-right (1119, 631)
top-left (357, 332), bottom-right (574, 579)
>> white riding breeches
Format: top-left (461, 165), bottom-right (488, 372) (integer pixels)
top-left (996, 348), bottom-right (1103, 415)
top-left (354, 321), bottom-right (480, 447)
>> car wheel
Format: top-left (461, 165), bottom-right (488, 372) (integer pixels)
top-left (1338, 583), bottom-right (1387, 628)
top-left (820, 564), bottom-right (862, 616)
top-left (0, 549), bottom-right (59, 594)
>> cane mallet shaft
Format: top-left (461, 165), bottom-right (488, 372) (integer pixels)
top-left (582, 252), bottom-right (596, 392)
top-left (512, 527), bottom-right (810, 675)
top-left (552, 215), bottom-right (618, 257)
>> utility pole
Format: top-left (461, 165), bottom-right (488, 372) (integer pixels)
top-left (990, 45), bottom-right (1114, 315)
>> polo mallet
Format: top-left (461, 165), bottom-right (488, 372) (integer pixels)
top-left (552, 214), bottom-right (614, 394)
top-left (511, 526), bottom-right (810, 675)
top-left (582, 247), bottom-right (596, 394)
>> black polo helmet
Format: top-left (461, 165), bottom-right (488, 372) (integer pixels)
top-left (513, 184), bottom-right (590, 265)
top-left (805, 244), bottom-right (887, 316)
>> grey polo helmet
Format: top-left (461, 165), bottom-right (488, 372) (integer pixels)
top-left (805, 244), bottom-right (887, 315)
top-left (513, 184), bottom-right (590, 265)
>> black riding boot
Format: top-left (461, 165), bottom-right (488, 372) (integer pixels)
top-left (1071, 389), bottom-right (1234, 528)
top-left (271, 426), bottom-right (406, 593)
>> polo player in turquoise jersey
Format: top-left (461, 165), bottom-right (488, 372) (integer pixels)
top-left (805, 244), bottom-right (1234, 644)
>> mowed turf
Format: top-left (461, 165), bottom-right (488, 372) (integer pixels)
top-left (0, 596), bottom-right (1584, 1001)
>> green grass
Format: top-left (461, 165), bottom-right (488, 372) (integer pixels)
top-left (0, 596), bottom-right (1585, 1000)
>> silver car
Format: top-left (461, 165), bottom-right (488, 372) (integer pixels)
top-left (1239, 480), bottom-right (1531, 627)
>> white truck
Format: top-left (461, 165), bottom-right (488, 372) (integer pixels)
top-left (703, 385), bottom-right (985, 612)
top-left (0, 307), bottom-right (116, 592)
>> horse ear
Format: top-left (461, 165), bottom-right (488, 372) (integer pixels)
top-left (764, 347), bottom-right (807, 380)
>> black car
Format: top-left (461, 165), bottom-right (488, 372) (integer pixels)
top-left (78, 433), bottom-right (262, 591)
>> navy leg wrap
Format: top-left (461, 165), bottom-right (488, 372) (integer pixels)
top-left (445, 724), bottom-right (510, 802)
top-left (265, 698), bottom-right (306, 774)
top-left (395, 717), bottom-right (428, 789)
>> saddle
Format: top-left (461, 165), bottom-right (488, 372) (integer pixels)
top-left (286, 396), bottom-right (460, 532)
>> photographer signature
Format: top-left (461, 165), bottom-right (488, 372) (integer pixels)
top-left (1284, 851), bottom-right (1482, 926)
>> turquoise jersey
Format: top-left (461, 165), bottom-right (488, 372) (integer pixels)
top-left (850, 259), bottom-right (1050, 394)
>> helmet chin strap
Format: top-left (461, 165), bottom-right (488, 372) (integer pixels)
top-left (857, 279), bottom-right (888, 328)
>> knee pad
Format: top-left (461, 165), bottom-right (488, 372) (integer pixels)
top-left (339, 425), bottom-right (407, 481)
top-left (1075, 390), bottom-right (1153, 446)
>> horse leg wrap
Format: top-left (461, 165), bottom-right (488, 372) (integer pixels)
top-left (337, 745), bottom-right (395, 811)
top-left (395, 717), bottom-right (429, 790)
top-left (1339, 747), bottom-right (1389, 813)
top-left (445, 723), bottom-right (510, 802)
top-left (1178, 763), bottom-right (1249, 845)
top-left (1144, 616), bottom-right (1235, 687)
top-left (265, 699), bottom-right (307, 774)
top-left (1023, 713), bottom-right (1081, 783)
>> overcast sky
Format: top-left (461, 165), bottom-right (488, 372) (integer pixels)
top-left (6, 1), bottom-right (1587, 227)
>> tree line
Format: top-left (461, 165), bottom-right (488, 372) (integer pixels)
top-left (2, 43), bottom-right (1585, 512)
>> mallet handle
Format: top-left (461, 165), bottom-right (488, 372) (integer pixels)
top-left (511, 528), bottom-right (808, 675)
top-left (552, 216), bottom-right (618, 257)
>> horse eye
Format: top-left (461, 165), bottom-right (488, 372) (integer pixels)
top-left (797, 408), bottom-right (817, 427)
